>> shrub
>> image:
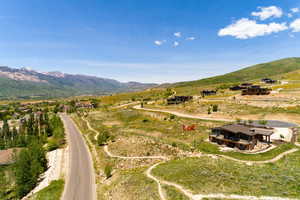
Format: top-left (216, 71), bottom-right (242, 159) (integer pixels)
top-left (97, 131), bottom-right (111, 146)
top-left (104, 164), bottom-right (112, 179)
top-left (170, 115), bottom-right (176, 120)
top-left (212, 104), bottom-right (218, 112)
top-left (142, 119), bottom-right (149, 123)
top-left (207, 107), bottom-right (211, 114)
top-left (171, 142), bottom-right (177, 147)
top-left (259, 120), bottom-right (268, 125)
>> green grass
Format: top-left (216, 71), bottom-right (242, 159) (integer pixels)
top-left (195, 142), bottom-right (297, 161)
top-left (99, 168), bottom-right (160, 200)
top-left (163, 185), bottom-right (189, 200)
top-left (30, 179), bottom-right (64, 200)
top-left (153, 151), bottom-right (300, 198)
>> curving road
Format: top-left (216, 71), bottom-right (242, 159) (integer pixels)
top-left (60, 114), bottom-right (96, 200)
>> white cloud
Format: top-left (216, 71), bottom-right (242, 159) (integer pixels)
top-left (251, 6), bottom-right (283, 20)
top-left (291, 8), bottom-right (299, 13)
top-left (173, 41), bottom-right (179, 47)
top-left (186, 37), bottom-right (196, 41)
top-left (288, 13), bottom-right (293, 18)
top-left (218, 18), bottom-right (288, 39)
top-left (290, 18), bottom-right (300, 32)
top-left (154, 40), bottom-right (166, 46)
top-left (174, 32), bottom-right (181, 37)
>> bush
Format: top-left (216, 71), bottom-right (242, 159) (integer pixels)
top-left (104, 164), bottom-right (112, 179)
top-left (170, 115), bottom-right (176, 120)
top-left (259, 120), bottom-right (268, 125)
top-left (207, 107), bottom-right (211, 114)
top-left (171, 142), bottom-right (177, 147)
top-left (97, 131), bottom-right (111, 146)
top-left (212, 104), bottom-right (218, 112)
top-left (47, 139), bottom-right (60, 151)
top-left (142, 119), bottom-right (149, 123)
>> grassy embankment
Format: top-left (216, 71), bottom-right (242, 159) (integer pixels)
top-left (153, 150), bottom-right (300, 198)
top-left (30, 180), bottom-right (64, 200)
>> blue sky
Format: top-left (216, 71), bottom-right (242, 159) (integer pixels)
top-left (0, 0), bottom-right (300, 83)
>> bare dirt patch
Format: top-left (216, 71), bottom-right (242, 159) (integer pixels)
top-left (102, 120), bottom-right (122, 127)
top-left (109, 135), bottom-right (180, 158)
top-left (0, 148), bottom-right (21, 165)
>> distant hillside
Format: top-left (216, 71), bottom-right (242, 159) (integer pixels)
top-left (0, 67), bottom-right (157, 100)
top-left (174, 57), bottom-right (300, 88)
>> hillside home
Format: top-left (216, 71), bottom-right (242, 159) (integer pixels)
top-left (210, 124), bottom-right (274, 150)
top-left (230, 83), bottom-right (253, 91)
top-left (75, 101), bottom-right (94, 109)
top-left (242, 85), bottom-right (271, 95)
top-left (261, 78), bottom-right (277, 84)
top-left (167, 96), bottom-right (193, 105)
top-left (200, 90), bottom-right (217, 97)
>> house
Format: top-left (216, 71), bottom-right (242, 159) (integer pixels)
top-left (200, 90), bottom-right (217, 97)
top-left (261, 78), bottom-right (277, 84)
top-left (242, 85), bottom-right (271, 95)
top-left (209, 123), bottom-right (274, 150)
top-left (167, 96), bottom-right (193, 105)
top-left (230, 83), bottom-right (253, 91)
top-left (230, 85), bottom-right (244, 91)
top-left (75, 101), bottom-right (94, 109)
top-left (241, 83), bottom-right (253, 87)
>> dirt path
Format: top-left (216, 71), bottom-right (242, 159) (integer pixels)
top-left (133, 105), bottom-right (234, 122)
top-left (217, 148), bottom-right (299, 165)
top-left (104, 144), bottom-right (299, 200)
top-left (104, 145), bottom-right (167, 160)
top-left (146, 162), bottom-right (168, 200)
top-left (82, 117), bottom-right (99, 140)
top-left (83, 115), bottom-right (299, 200)
top-left (112, 102), bottom-right (140, 109)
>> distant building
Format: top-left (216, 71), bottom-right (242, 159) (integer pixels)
top-left (261, 78), bottom-right (277, 84)
top-left (200, 90), bottom-right (217, 97)
top-left (230, 83), bottom-right (253, 91)
top-left (167, 96), bottom-right (193, 105)
top-left (75, 101), bottom-right (94, 109)
top-left (242, 86), bottom-right (271, 95)
top-left (210, 124), bottom-right (273, 150)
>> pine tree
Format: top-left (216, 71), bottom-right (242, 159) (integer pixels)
top-left (2, 120), bottom-right (10, 148)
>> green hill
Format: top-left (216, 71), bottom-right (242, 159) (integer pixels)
top-left (174, 57), bottom-right (300, 88)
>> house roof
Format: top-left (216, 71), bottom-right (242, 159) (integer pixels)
top-left (216, 124), bottom-right (274, 136)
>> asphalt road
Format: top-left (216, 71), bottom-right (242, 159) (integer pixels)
top-left (60, 114), bottom-right (96, 200)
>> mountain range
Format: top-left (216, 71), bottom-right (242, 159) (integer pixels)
top-left (1, 57), bottom-right (300, 100)
top-left (0, 66), bottom-right (157, 100)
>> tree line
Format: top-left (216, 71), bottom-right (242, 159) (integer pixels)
top-left (0, 112), bottom-right (65, 150)
top-left (0, 110), bottom-right (65, 199)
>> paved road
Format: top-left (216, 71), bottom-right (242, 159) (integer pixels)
top-left (60, 114), bottom-right (96, 200)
